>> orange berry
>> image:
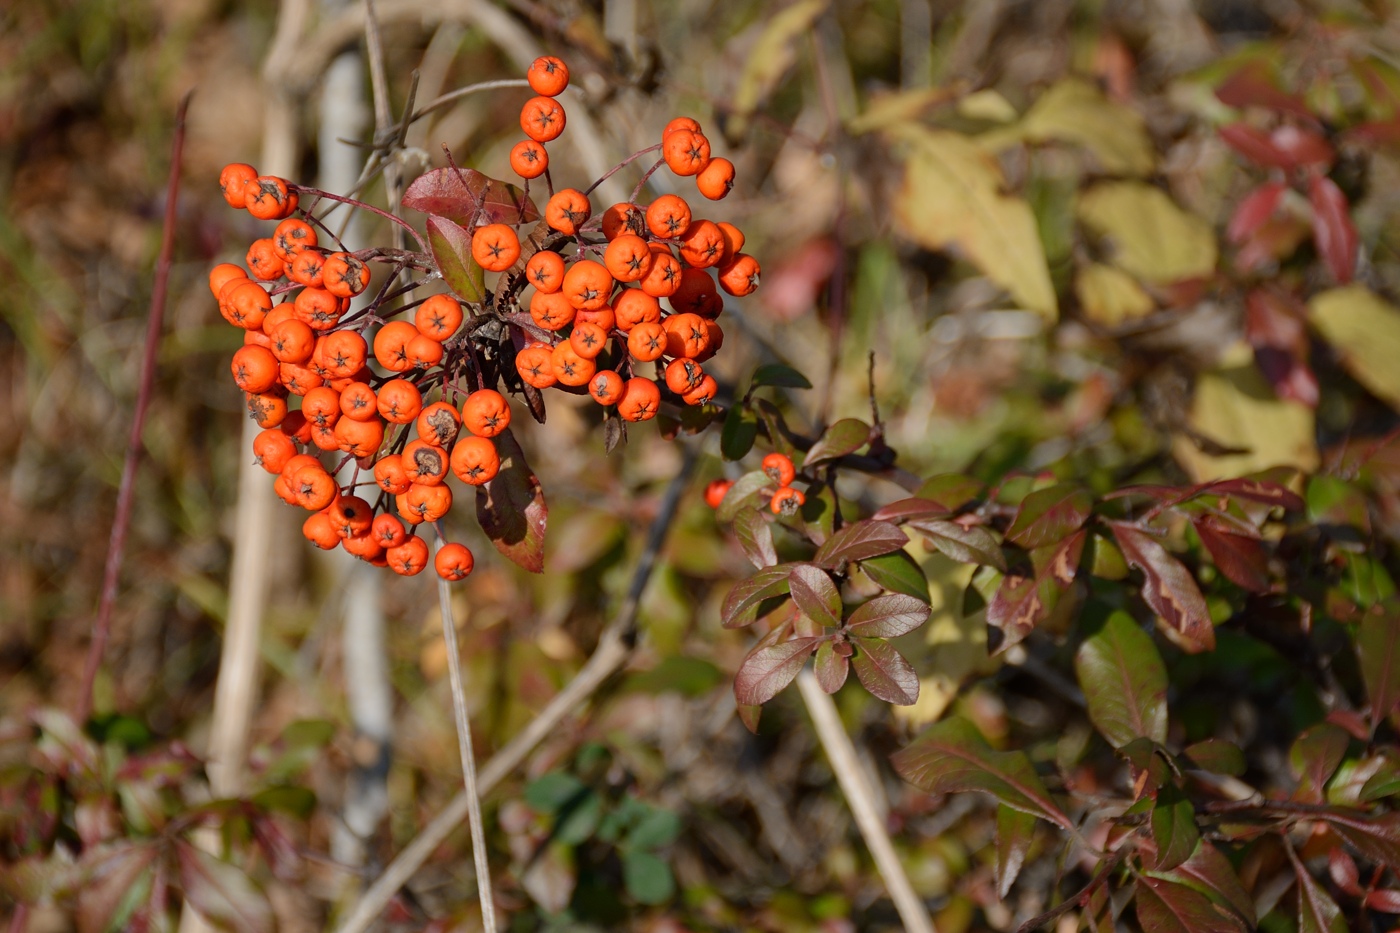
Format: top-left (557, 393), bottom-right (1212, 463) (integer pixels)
top-left (461, 388), bottom-right (512, 437)
top-left (627, 320), bottom-right (666, 362)
top-left (269, 319), bottom-right (316, 364)
top-left (679, 219), bottom-right (725, 268)
top-left (373, 320), bottom-right (420, 372)
top-left (405, 333), bottom-right (445, 369)
top-left (515, 344), bottom-right (557, 388)
top-left (253, 428), bottom-right (298, 474)
top-left (288, 250), bottom-right (326, 288)
top-left (603, 234), bottom-right (653, 283)
top-left (509, 139), bottom-right (549, 179)
top-left (614, 288), bottom-right (661, 331)
top-left (334, 416), bottom-right (384, 458)
top-left (246, 238), bottom-right (285, 281)
top-left (662, 117), bottom-right (702, 140)
top-left (662, 129), bottom-right (711, 176)
top-left (319, 330), bottom-right (368, 378)
top-left (231, 345), bottom-right (280, 393)
top-left (245, 175), bottom-right (295, 220)
top-left (770, 486), bottom-right (806, 515)
top-left (225, 280), bottom-right (273, 330)
top-left (303, 511), bottom-right (342, 549)
top-left (525, 250), bottom-right (566, 294)
top-left (373, 454), bottom-right (412, 495)
top-left (449, 435), bottom-right (500, 486)
top-left (670, 267), bottom-right (722, 319)
top-left (293, 286), bottom-right (343, 329)
top-left (588, 369), bottom-right (624, 406)
top-left (530, 289), bottom-right (576, 331)
top-left (371, 512), bottom-right (407, 548)
top-left (695, 157), bottom-right (735, 201)
top-left (404, 483), bottom-right (453, 523)
top-left (682, 374), bottom-right (717, 406)
top-left (376, 378), bottom-right (423, 424)
top-left (326, 495), bottom-right (374, 539)
top-left (545, 188), bottom-right (591, 235)
top-left (386, 535), bottom-right (431, 576)
top-left (219, 163), bottom-right (258, 209)
top-left (617, 377), bottom-right (661, 422)
top-left (663, 312), bottom-right (711, 359)
top-left (322, 252), bottom-right (370, 298)
top-left (209, 262), bottom-right (247, 299)
top-left (472, 223), bottom-right (521, 272)
top-left (415, 294), bottom-right (463, 341)
top-left (601, 202), bottom-right (645, 240)
top-left (569, 321), bottom-right (608, 359)
top-left (762, 452), bottom-right (796, 487)
top-left (638, 248), bottom-right (683, 298)
top-left (704, 478), bottom-right (733, 508)
top-left (340, 382), bottom-right (378, 421)
top-left (280, 412), bottom-right (315, 446)
top-left (520, 96), bottom-right (567, 143)
top-left (646, 195), bottom-right (692, 238)
top-left (272, 218), bottom-right (317, 262)
top-left (435, 542), bottom-right (475, 581)
top-left (416, 400), bottom-right (462, 447)
top-left (718, 253), bottom-right (761, 297)
top-left (527, 56), bottom-right (570, 97)
top-left (402, 438), bottom-right (451, 485)
top-left (664, 358), bottom-right (705, 395)
top-left (562, 259), bottom-right (613, 311)
top-left (550, 340), bottom-right (596, 387)
top-left (290, 462), bottom-right (337, 511)
top-left (342, 530), bottom-right (385, 562)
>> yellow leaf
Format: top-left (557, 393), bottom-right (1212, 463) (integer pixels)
top-left (891, 125), bottom-right (1057, 321)
top-left (847, 85), bottom-right (961, 136)
top-left (729, 0), bottom-right (829, 139)
top-left (1173, 344), bottom-right (1318, 481)
top-left (1013, 78), bottom-right (1155, 176)
top-left (1075, 263), bottom-right (1154, 326)
top-left (957, 88), bottom-right (1018, 123)
top-left (1077, 181), bottom-right (1217, 284)
top-left (1309, 285), bottom-right (1400, 412)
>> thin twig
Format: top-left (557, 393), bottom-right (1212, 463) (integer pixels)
top-left (432, 532), bottom-right (498, 933)
top-left (411, 78), bottom-right (531, 123)
top-left (76, 91), bottom-right (192, 726)
top-left (796, 670), bottom-right (936, 933)
top-left (335, 446), bottom-right (699, 933)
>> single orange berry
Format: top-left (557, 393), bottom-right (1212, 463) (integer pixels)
top-left (461, 388), bottom-right (511, 437)
top-left (762, 452), bottom-right (796, 487)
top-left (509, 139), bottom-right (549, 179)
top-left (770, 486), bottom-right (806, 515)
top-left (219, 163), bottom-right (258, 209)
top-left (561, 259), bottom-right (613, 311)
top-left (520, 96), bottom-right (567, 142)
top-left (323, 252), bottom-right (370, 298)
top-left (527, 56), bottom-right (570, 97)
top-left (272, 218), bottom-right (317, 262)
top-left (545, 188), bottom-right (592, 235)
top-left (525, 250), bottom-right (566, 294)
top-left (695, 157), bottom-right (736, 201)
top-left (449, 435), bottom-right (501, 485)
top-left (435, 542), bottom-right (476, 581)
top-left (646, 194), bottom-right (692, 238)
top-left (515, 344), bottom-right (557, 388)
top-left (472, 223), bottom-right (521, 272)
top-left (617, 377), bottom-right (661, 422)
top-left (662, 117), bottom-right (702, 141)
top-left (415, 294), bottom-right (464, 342)
top-left (416, 400), bottom-right (462, 447)
top-left (662, 129), bottom-right (711, 177)
top-left (603, 234), bottom-right (653, 283)
top-left (386, 535), bottom-right (431, 576)
top-left (718, 253), bottom-right (761, 297)
top-left (373, 454), bottom-right (412, 495)
top-left (704, 478), bottom-right (734, 509)
top-left (588, 369), bottom-right (624, 406)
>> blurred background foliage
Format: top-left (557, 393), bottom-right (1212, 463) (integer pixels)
top-left (8, 0), bottom-right (1400, 930)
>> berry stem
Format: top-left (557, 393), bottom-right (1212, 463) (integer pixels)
top-left (78, 91), bottom-right (193, 726)
top-left (583, 143), bottom-right (661, 198)
top-left (290, 184), bottom-right (429, 251)
top-left (409, 78), bottom-right (531, 125)
top-left (629, 156), bottom-right (667, 203)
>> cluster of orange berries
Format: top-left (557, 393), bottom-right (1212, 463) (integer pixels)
top-left (210, 55), bottom-right (760, 579)
top-left (704, 453), bottom-right (806, 515)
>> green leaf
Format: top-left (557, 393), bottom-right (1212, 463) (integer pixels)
top-left (1151, 784), bottom-right (1200, 871)
top-left (624, 656), bottom-right (723, 697)
top-left (727, 0), bottom-right (829, 140)
top-left (889, 125), bottom-right (1057, 320)
top-left (1074, 610), bottom-right (1168, 747)
top-left (814, 520), bottom-right (909, 568)
top-left (721, 563), bottom-right (795, 629)
top-left (627, 808), bottom-right (681, 850)
top-left (995, 805), bottom-right (1036, 898)
top-left (251, 785), bottom-right (316, 818)
top-left (1006, 484), bottom-right (1094, 549)
top-left (802, 418), bottom-right (871, 467)
top-left (1310, 286), bottom-right (1400, 412)
top-left (916, 473), bottom-right (982, 511)
top-left (1182, 739), bottom-right (1246, 777)
top-left (425, 215), bottom-right (487, 303)
top-left (750, 363), bottom-right (812, 390)
top-left (859, 551), bottom-right (930, 602)
top-left (909, 519), bottom-right (1006, 572)
top-left (1289, 724), bottom-right (1350, 802)
top-left (623, 848), bottom-right (675, 905)
top-left (716, 470), bottom-right (771, 524)
top-left (1000, 77), bottom-right (1156, 175)
top-left (788, 564), bottom-right (842, 627)
top-left (1077, 181), bottom-right (1217, 284)
top-left (847, 594), bottom-right (931, 638)
top-left (720, 405), bottom-right (758, 461)
top-left (892, 717), bottom-right (1072, 828)
top-left (850, 638), bottom-right (919, 705)
top-left (1359, 609), bottom-right (1400, 728)
top-left (475, 428), bottom-right (547, 573)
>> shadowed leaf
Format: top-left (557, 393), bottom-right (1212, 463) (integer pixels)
top-left (788, 564), bottom-right (841, 627)
top-left (475, 429), bottom-right (547, 573)
top-left (910, 519), bottom-right (1006, 571)
top-left (721, 563), bottom-right (795, 628)
top-left (1182, 739), bottom-right (1246, 777)
top-left (1136, 874), bottom-right (1247, 933)
top-left (1147, 840), bottom-right (1256, 927)
top-left (1359, 610), bottom-right (1400, 728)
top-left (1194, 519), bottom-right (1271, 593)
top-left (77, 842), bottom-right (160, 933)
top-left (716, 470), bottom-right (771, 523)
top-left (1151, 784), bottom-right (1200, 871)
top-left (1292, 845), bottom-right (1348, 933)
top-left (847, 594), bottom-right (931, 638)
top-left (734, 636), bottom-right (821, 705)
top-left (871, 497), bottom-right (952, 523)
top-left (859, 550), bottom-right (930, 602)
top-left (892, 717), bottom-right (1072, 828)
top-left (1289, 724), bottom-right (1350, 802)
top-left (802, 418), bottom-right (871, 467)
top-left (1320, 811), bottom-right (1400, 866)
top-left (986, 532), bottom-right (1084, 653)
top-left (850, 637), bottom-right (919, 704)
top-left (721, 405), bottom-right (759, 461)
top-left (995, 805), bottom-right (1036, 898)
top-left (750, 363), bottom-right (812, 390)
top-left (814, 519), bottom-right (908, 568)
top-left (175, 840), bottom-right (274, 933)
top-left (734, 508), bottom-right (777, 569)
top-left (814, 641), bottom-right (849, 694)
top-left (426, 216), bottom-right (487, 303)
top-left (1007, 484), bottom-right (1093, 549)
top-left (916, 473), bottom-right (982, 511)
top-left (1075, 610), bottom-right (1168, 747)
top-left (1109, 522), bottom-right (1214, 653)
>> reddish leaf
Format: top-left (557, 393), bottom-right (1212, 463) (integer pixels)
top-left (802, 418), bottom-right (871, 467)
top-left (721, 563), bottom-right (796, 628)
top-left (1327, 848), bottom-right (1362, 896)
top-left (425, 215), bottom-right (487, 303)
top-left (475, 429), bottom-right (547, 573)
top-left (986, 532), bottom-right (1084, 654)
top-left (1194, 520), bottom-right (1271, 593)
top-left (850, 638), bottom-right (919, 704)
top-left (175, 839), bottom-right (275, 933)
top-left (1320, 810), bottom-right (1400, 866)
top-left (995, 805), bottom-right (1036, 898)
top-left (892, 717), bottom-right (1073, 828)
top-left (1271, 125), bottom-right (1335, 167)
top-left (1219, 123), bottom-right (1297, 168)
top-left (737, 703), bottom-right (762, 734)
top-left (403, 166), bottom-right (540, 226)
top-left (813, 519), bottom-right (908, 568)
top-left (77, 841), bottom-right (161, 933)
top-left (734, 508), bottom-right (778, 569)
top-left (1135, 874), bottom-right (1248, 933)
top-left (1365, 890), bottom-right (1400, 913)
top-left (1109, 522), bottom-right (1215, 653)
top-left (1005, 484), bottom-right (1093, 550)
top-left (1359, 610), bottom-right (1400, 728)
top-left (1289, 723), bottom-right (1350, 803)
top-left (1158, 840), bottom-right (1257, 927)
top-left (1246, 288), bottom-right (1319, 407)
top-left (814, 641), bottom-right (849, 694)
top-left (1289, 844), bottom-right (1348, 933)
top-left (871, 497), bottom-right (952, 523)
top-left (788, 564), bottom-right (842, 627)
top-left (734, 636), bottom-right (821, 706)
top-left (1309, 174), bottom-right (1358, 284)
top-left (846, 593), bottom-right (931, 638)
top-left (1227, 182), bottom-right (1286, 244)
top-left (1215, 63), bottom-right (1314, 120)
top-left (908, 519), bottom-right (1006, 571)
top-left (1075, 610), bottom-right (1168, 747)
top-left (1202, 477), bottom-right (1304, 512)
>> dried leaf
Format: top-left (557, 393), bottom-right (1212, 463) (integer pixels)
top-left (850, 638), bottom-right (919, 705)
top-left (1076, 262), bottom-right (1154, 326)
top-left (1075, 610), bottom-right (1168, 747)
top-left (734, 636), bottom-right (821, 706)
top-left (475, 429), bottom-right (547, 573)
top-left (788, 564), bottom-right (841, 627)
top-left (1077, 181), bottom-right (1217, 284)
top-left (1008, 77), bottom-right (1155, 175)
top-left (1109, 522), bottom-right (1215, 653)
top-left (889, 125), bottom-right (1057, 320)
top-left (726, 0), bottom-right (829, 140)
top-left (892, 717), bottom-right (1072, 828)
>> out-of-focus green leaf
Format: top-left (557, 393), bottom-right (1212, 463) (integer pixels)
top-left (750, 363), bottom-right (813, 390)
top-left (1289, 723), bottom-right (1350, 802)
top-left (727, 0), bottom-right (829, 140)
top-left (623, 848), bottom-right (675, 905)
top-left (916, 474), bottom-right (983, 511)
top-left (627, 808), bottom-right (681, 851)
top-left (175, 840), bottom-right (274, 933)
top-left (889, 125), bottom-right (1057, 320)
top-left (720, 405), bottom-right (759, 461)
top-left (1077, 181), bottom-right (1217, 283)
top-left (1182, 739), bottom-right (1246, 777)
top-left (1075, 610), bottom-right (1168, 747)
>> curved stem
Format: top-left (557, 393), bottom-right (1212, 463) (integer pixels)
top-left (583, 144), bottom-right (661, 199)
top-left (290, 184), bottom-right (428, 251)
top-left (411, 78), bottom-right (531, 124)
top-left (629, 157), bottom-right (667, 203)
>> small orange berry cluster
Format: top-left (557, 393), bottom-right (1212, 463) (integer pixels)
top-left (704, 453), bottom-right (805, 515)
top-left (210, 56), bottom-right (759, 579)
